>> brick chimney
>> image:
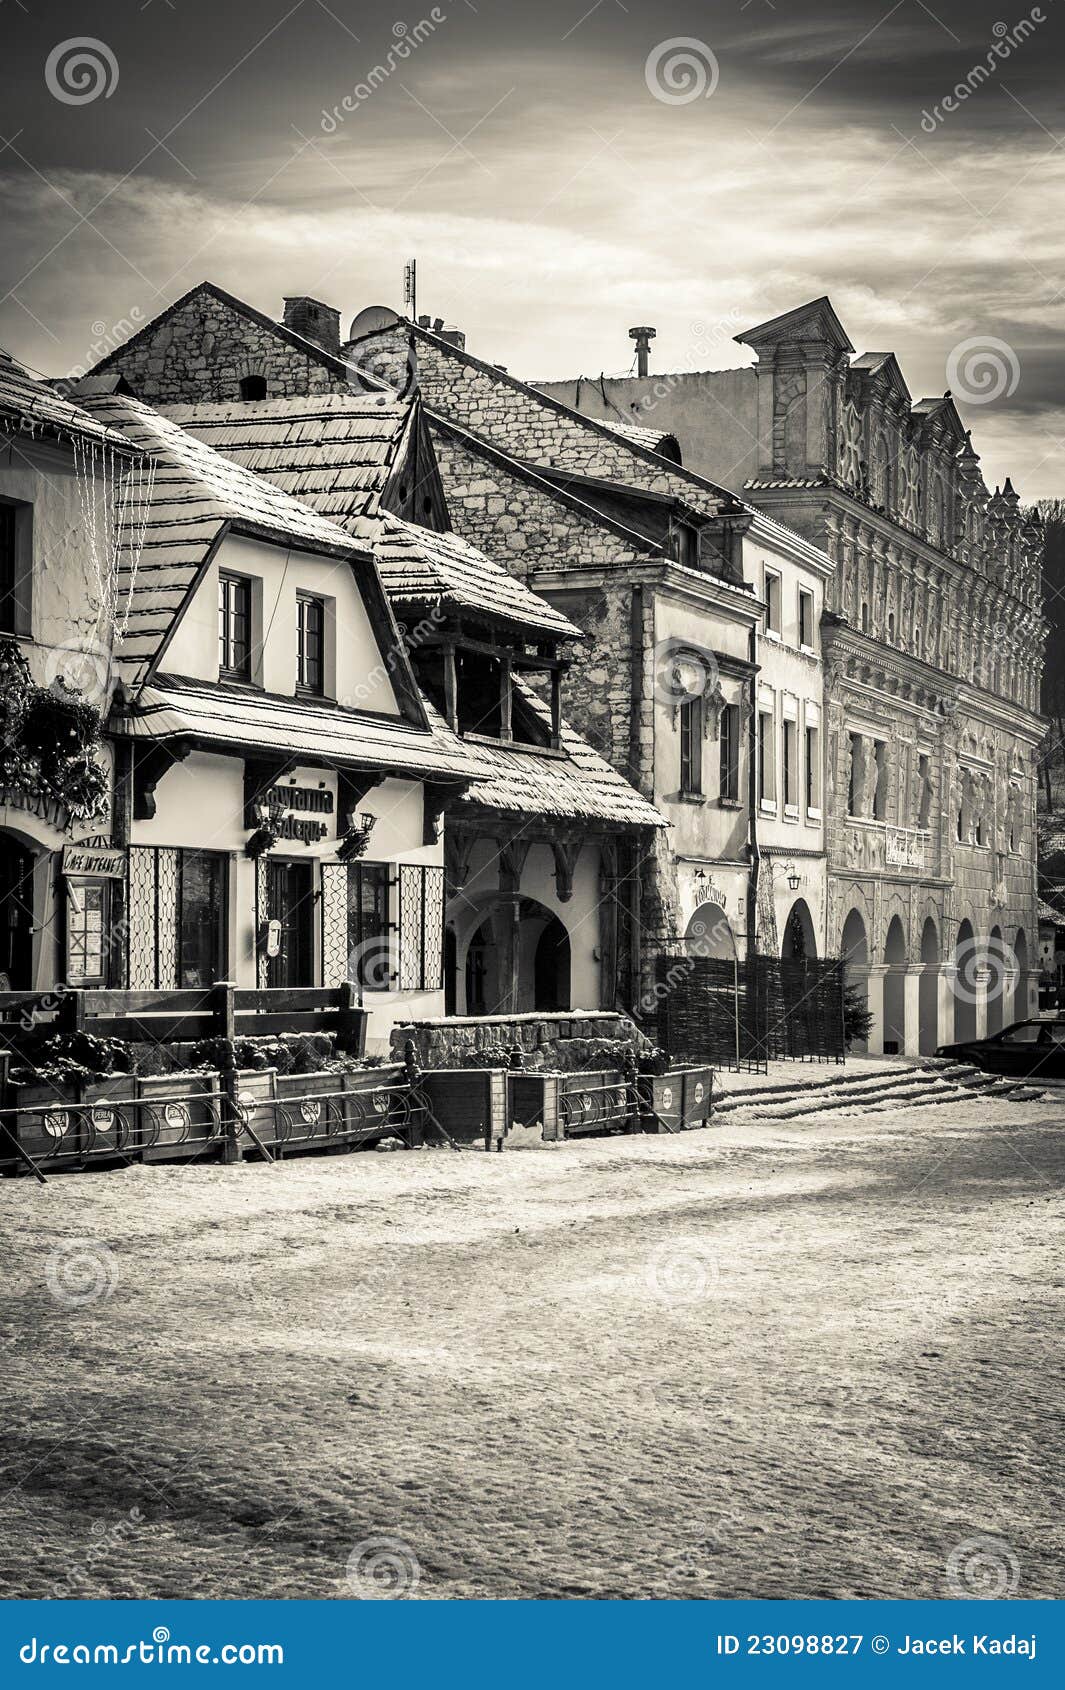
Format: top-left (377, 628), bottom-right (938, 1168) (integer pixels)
top-left (282, 296), bottom-right (341, 356)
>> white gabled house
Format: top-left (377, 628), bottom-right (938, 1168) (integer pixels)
top-left (80, 393), bottom-right (484, 1050)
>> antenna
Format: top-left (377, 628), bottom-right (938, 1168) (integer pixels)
top-left (403, 258), bottom-right (417, 320)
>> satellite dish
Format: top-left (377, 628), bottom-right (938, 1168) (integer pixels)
top-left (348, 305), bottom-right (401, 342)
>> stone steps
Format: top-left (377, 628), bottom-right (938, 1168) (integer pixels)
top-left (714, 1058), bottom-right (1044, 1122)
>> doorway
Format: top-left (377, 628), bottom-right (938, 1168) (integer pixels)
top-left (0, 832), bottom-right (34, 989)
top-left (266, 859), bottom-right (315, 987)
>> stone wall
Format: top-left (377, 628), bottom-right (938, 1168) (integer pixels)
top-left (347, 326), bottom-right (731, 515)
top-left (100, 289), bottom-right (349, 404)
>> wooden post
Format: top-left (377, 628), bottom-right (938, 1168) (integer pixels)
top-left (60, 988), bottom-right (86, 1035)
top-left (499, 654), bottom-right (513, 741)
top-left (336, 979), bottom-right (368, 1057)
top-left (598, 839), bottom-right (619, 1012)
top-left (550, 667), bottom-right (562, 749)
top-left (443, 643), bottom-right (458, 729)
top-left (109, 740), bottom-right (133, 989)
top-left (213, 980), bottom-right (242, 1164)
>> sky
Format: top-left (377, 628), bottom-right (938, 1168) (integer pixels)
top-left (2, 0), bottom-right (1064, 497)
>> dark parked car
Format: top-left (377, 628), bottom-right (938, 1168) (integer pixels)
top-left (936, 1018), bottom-right (1065, 1077)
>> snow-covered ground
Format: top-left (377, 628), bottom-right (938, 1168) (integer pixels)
top-left (1, 1089), bottom-right (1062, 1600)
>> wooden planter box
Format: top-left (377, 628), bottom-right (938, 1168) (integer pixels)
top-left (508, 1073), bottom-right (565, 1142)
top-left (232, 1069), bottom-right (280, 1155)
top-left (416, 1068), bottom-right (508, 1147)
top-left (11, 1081), bottom-right (85, 1170)
top-left (138, 1072), bottom-right (224, 1164)
top-left (341, 1066), bottom-right (413, 1147)
top-left (556, 1069), bottom-right (633, 1137)
top-left (509, 1069), bottom-right (634, 1141)
top-left (638, 1066), bottom-right (714, 1133)
top-left (78, 1076), bottom-right (139, 1160)
top-left (275, 1072), bottom-right (346, 1152)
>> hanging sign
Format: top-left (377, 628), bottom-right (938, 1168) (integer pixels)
top-left (62, 844), bottom-right (126, 880)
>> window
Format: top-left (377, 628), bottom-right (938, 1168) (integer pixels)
top-left (679, 695), bottom-right (703, 796)
top-left (240, 375), bottom-right (267, 400)
top-left (66, 881), bottom-right (107, 986)
top-left (1001, 1023), bottom-right (1041, 1045)
top-left (783, 717), bottom-right (798, 811)
top-left (218, 573), bottom-right (252, 679)
top-left (758, 708), bottom-right (776, 804)
top-left (798, 588), bottom-right (814, 650)
top-left (177, 850), bottom-right (228, 986)
top-left (347, 863), bottom-right (391, 990)
top-left (887, 610), bottom-right (896, 642)
top-left (297, 593), bottom-right (325, 694)
top-left (719, 702), bottom-right (740, 801)
top-left (805, 722), bottom-right (821, 812)
top-left (670, 523), bottom-right (699, 568)
top-left (861, 602), bottom-right (870, 633)
top-left (0, 497), bottom-right (30, 636)
top-left (765, 570), bottom-right (781, 636)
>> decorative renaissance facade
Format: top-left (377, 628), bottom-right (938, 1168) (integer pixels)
top-left (540, 297), bottom-right (1046, 1053)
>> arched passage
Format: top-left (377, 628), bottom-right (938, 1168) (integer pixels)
top-left (953, 918), bottom-right (977, 1043)
top-left (987, 924), bottom-right (1005, 1036)
top-left (841, 907), bottom-right (870, 1052)
top-left (463, 897), bottom-right (572, 1016)
top-left (685, 901), bottom-right (736, 960)
top-left (883, 915), bottom-right (907, 1055)
top-left (919, 916), bottom-right (940, 1055)
top-left (1013, 928), bottom-right (1029, 1024)
top-left (781, 897), bottom-right (817, 960)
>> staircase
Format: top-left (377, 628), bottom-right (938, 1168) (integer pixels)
top-left (713, 1058), bottom-right (1046, 1123)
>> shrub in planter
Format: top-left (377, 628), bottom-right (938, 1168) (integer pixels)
top-left (7, 1030), bottom-right (132, 1087)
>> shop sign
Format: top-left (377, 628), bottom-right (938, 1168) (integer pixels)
top-left (267, 784), bottom-right (335, 846)
top-left (61, 844), bottom-right (126, 880)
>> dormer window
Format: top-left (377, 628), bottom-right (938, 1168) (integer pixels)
top-left (240, 375), bottom-right (268, 401)
top-left (670, 522), bottom-right (699, 568)
top-left (297, 593), bottom-right (325, 694)
top-left (219, 572), bottom-right (252, 679)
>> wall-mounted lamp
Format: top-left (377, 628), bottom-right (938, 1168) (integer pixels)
top-left (337, 811), bottom-right (377, 863)
top-left (245, 791), bottom-right (287, 858)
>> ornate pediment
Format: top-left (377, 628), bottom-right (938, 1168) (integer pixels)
top-left (736, 295), bottom-right (855, 359)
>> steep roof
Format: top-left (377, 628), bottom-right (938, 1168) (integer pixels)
top-left (457, 679), bottom-right (664, 829)
top-left (78, 392), bottom-right (378, 687)
top-left (0, 348), bottom-right (136, 453)
top-left (163, 394), bottom-right (582, 640)
top-left (119, 673), bottom-right (486, 784)
top-left (162, 392), bottom-right (410, 543)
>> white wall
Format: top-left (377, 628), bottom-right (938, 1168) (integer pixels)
top-left (163, 532), bottom-right (400, 714)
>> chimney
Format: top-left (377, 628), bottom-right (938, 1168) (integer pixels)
top-left (629, 325), bottom-right (656, 378)
top-left (282, 296), bottom-right (341, 356)
top-left (437, 323), bottom-right (465, 351)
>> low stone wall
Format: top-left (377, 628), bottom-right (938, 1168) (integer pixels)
top-left (390, 1011), bottom-right (642, 1071)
